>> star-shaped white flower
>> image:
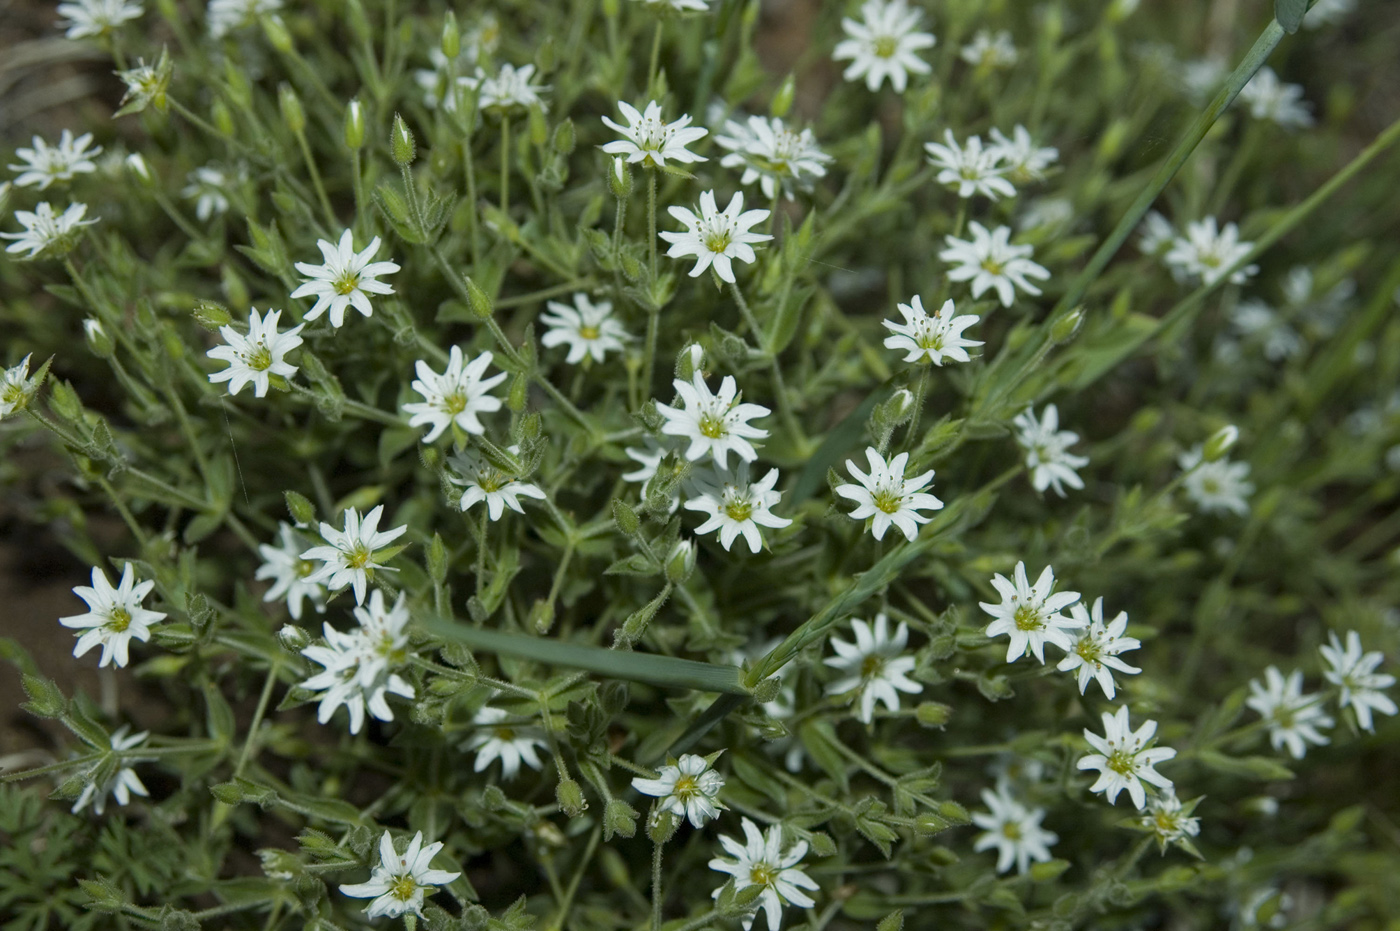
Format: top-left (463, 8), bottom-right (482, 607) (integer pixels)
top-left (465, 63), bottom-right (549, 112)
top-left (1140, 789), bottom-right (1201, 854)
top-left (656, 373), bottom-right (771, 468)
top-left (8, 130), bottom-right (102, 189)
top-left (1246, 666), bottom-right (1333, 759)
top-left (834, 447), bottom-right (944, 542)
top-left (1013, 404), bottom-right (1089, 497)
top-left (59, 564), bottom-right (166, 669)
top-left (709, 818), bottom-right (819, 931)
top-left (715, 115), bottom-right (832, 201)
top-left (71, 725), bottom-right (151, 816)
top-left (959, 29), bottom-right (1018, 69)
top-left (341, 830), bottom-right (461, 920)
top-left (1163, 217), bottom-right (1257, 286)
top-left (832, 0), bottom-right (936, 94)
top-left (1078, 706), bottom-right (1176, 810)
top-left (601, 100), bottom-right (708, 168)
top-left (402, 347), bottom-right (506, 442)
top-left (1239, 67), bottom-right (1313, 129)
top-left (2, 201), bottom-right (97, 258)
top-left (206, 307), bottom-right (304, 398)
top-left (448, 447), bottom-right (547, 520)
top-left (924, 130), bottom-right (1015, 200)
top-left (632, 753), bottom-right (727, 828)
top-left (623, 436), bottom-right (682, 513)
top-left (988, 125), bottom-right (1059, 184)
top-left (1178, 445), bottom-right (1253, 516)
top-left (301, 505), bottom-right (407, 605)
top-left (182, 166), bottom-right (231, 221)
top-left (823, 613), bottom-right (923, 723)
top-left (256, 522), bottom-right (327, 620)
top-left (299, 589), bottom-right (415, 734)
top-left (881, 295), bottom-right (982, 366)
top-left (1, 354), bottom-right (40, 420)
top-left (1319, 630), bottom-right (1397, 732)
top-left (464, 706), bottom-right (550, 779)
top-left (979, 561), bottom-right (1084, 664)
top-left (1057, 597), bottom-right (1141, 699)
top-left (540, 293), bottom-right (631, 364)
top-left (660, 189), bottom-right (772, 283)
top-left (206, 0), bottom-right (283, 39)
top-left (685, 464), bottom-right (792, 553)
top-left (939, 221), bottom-right (1050, 307)
top-left (291, 229), bottom-right (401, 328)
top-left (57, 0), bottom-right (144, 39)
top-left (971, 784), bottom-right (1058, 875)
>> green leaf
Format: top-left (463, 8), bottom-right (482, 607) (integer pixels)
top-left (1275, 0), bottom-right (1308, 32)
top-left (1197, 750), bottom-right (1295, 781)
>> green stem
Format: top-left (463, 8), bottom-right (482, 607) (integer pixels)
top-left (294, 128), bottom-right (338, 231)
top-left (233, 661), bottom-right (281, 778)
top-left (351, 150), bottom-right (366, 234)
top-left (464, 137), bottom-right (481, 266)
top-left (902, 368), bottom-right (930, 450)
top-left (731, 282), bottom-right (803, 444)
top-left (650, 839), bottom-right (664, 931)
top-left (474, 508), bottom-right (489, 598)
top-left (647, 21), bottom-right (663, 98)
top-left (647, 169), bottom-right (658, 283)
top-left (500, 116), bottom-right (511, 215)
top-left (496, 278), bottom-right (598, 310)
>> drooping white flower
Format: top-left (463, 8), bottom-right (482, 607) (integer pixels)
top-left (924, 130), bottom-right (1015, 200)
top-left (301, 505), bottom-right (408, 606)
top-left (979, 561), bottom-right (1084, 664)
top-left (881, 295), bottom-right (982, 366)
top-left (181, 166), bottom-right (231, 221)
top-left (632, 753), bottom-right (727, 827)
top-left (1137, 210), bottom-right (1176, 255)
top-left (8, 130), bottom-right (102, 189)
top-left (206, 0), bottom-right (282, 39)
top-left (988, 125), bottom-right (1059, 184)
top-left (1140, 789), bottom-right (1201, 853)
top-left (2, 201), bottom-right (97, 258)
top-left (685, 464), bottom-right (791, 553)
top-left (601, 101), bottom-right (708, 168)
top-left (291, 229), bottom-right (401, 328)
top-left (71, 726), bottom-right (150, 816)
top-left (299, 589), bottom-right (415, 734)
top-left (59, 564), bottom-right (166, 669)
top-left (540, 293), bottom-right (631, 364)
top-left (1246, 666), bottom-right (1333, 759)
top-left (660, 190), bottom-right (772, 283)
top-left (656, 372), bottom-right (771, 468)
top-left (832, 0), bottom-right (936, 94)
top-left (709, 818), bottom-right (819, 931)
top-left (939, 221), bottom-right (1050, 307)
top-left (341, 830), bottom-right (461, 920)
top-left (1078, 705), bottom-right (1176, 810)
top-left (1013, 404), bottom-right (1090, 497)
top-left (971, 784), bottom-right (1058, 875)
top-left (959, 29), bottom-right (1018, 69)
top-left (402, 347), bottom-right (506, 442)
top-left (834, 447), bottom-right (944, 542)
top-left (715, 115), bottom-right (832, 201)
top-left (1163, 218), bottom-right (1258, 286)
top-left (464, 706), bottom-right (550, 779)
top-left (1319, 630), bottom-right (1397, 732)
top-left (256, 522), bottom-right (327, 621)
top-left (1057, 597), bottom-right (1141, 699)
top-left (448, 447), bottom-right (547, 520)
top-left (57, 0), bottom-right (144, 39)
top-left (1178, 445), bottom-right (1254, 517)
top-left (465, 63), bottom-right (548, 113)
top-left (206, 308), bottom-right (304, 398)
top-left (823, 613), bottom-right (923, 723)
top-left (1239, 67), bottom-right (1313, 129)
top-left (1, 354), bottom-right (40, 420)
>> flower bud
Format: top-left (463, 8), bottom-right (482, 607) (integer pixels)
top-left (1203, 424), bottom-right (1239, 462)
top-left (608, 156), bottom-right (632, 199)
top-left (556, 776), bottom-right (588, 817)
top-left (675, 342), bottom-right (705, 380)
top-left (604, 798), bottom-right (639, 839)
top-left (193, 300), bottom-right (232, 331)
top-left (771, 73), bottom-right (797, 118)
top-left (750, 675), bottom-right (782, 704)
top-left (260, 12), bottom-right (294, 52)
top-left (344, 99), bottom-right (365, 150)
top-left (915, 701), bottom-right (953, 728)
top-left (664, 539), bottom-right (696, 583)
top-left (284, 490), bottom-right (316, 527)
top-left (611, 498), bottom-right (640, 535)
top-left (277, 624), bottom-right (310, 653)
top-left (441, 11), bottom-right (461, 60)
top-left (647, 809), bottom-right (679, 844)
top-left (465, 276), bottom-right (494, 321)
top-left (390, 113), bottom-right (417, 167)
top-left (278, 84), bottom-right (306, 135)
top-left (124, 153), bottom-right (153, 185)
top-left (1050, 307), bottom-right (1084, 344)
top-left (83, 319), bottom-right (114, 358)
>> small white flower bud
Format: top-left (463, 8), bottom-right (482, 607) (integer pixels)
top-left (1203, 424), bottom-right (1239, 461)
top-left (124, 153), bottom-right (152, 185)
top-left (277, 624), bottom-right (311, 652)
top-left (83, 319), bottom-right (114, 358)
top-left (344, 99), bottom-right (365, 150)
top-left (675, 342), bottom-right (705, 379)
top-left (665, 539), bottom-right (696, 583)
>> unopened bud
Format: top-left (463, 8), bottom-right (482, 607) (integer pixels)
top-left (465, 276), bottom-right (494, 320)
top-left (676, 342), bottom-right (705, 380)
top-left (771, 73), bottom-right (797, 118)
top-left (390, 113), bottom-right (416, 166)
top-left (608, 156), bottom-right (632, 199)
top-left (83, 319), bottom-right (114, 358)
top-left (261, 13), bottom-right (294, 53)
top-left (441, 11), bottom-right (461, 59)
top-left (750, 676), bottom-right (782, 704)
top-left (665, 539), bottom-right (696, 583)
top-left (647, 809), bottom-right (680, 844)
top-left (556, 777), bottom-right (588, 817)
top-left (277, 624), bottom-right (311, 652)
top-left (278, 84), bottom-right (305, 134)
top-left (604, 798), bottom-right (638, 839)
top-left (124, 153), bottom-right (153, 185)
top-left (1203, 425), bottom-right (1239, 461)
top-left (193, 300), bottom-right (232, 331)
top-left (915, 701), bottom-right (953, 728)
top-left (1050, 307), bottom-right (1084, 344)
top-left (284, 490), bottom-right (316, 527)
top-left (344, 99), bottom-right (365, 150)
top-left (611, 499), bottom-right (640, 535)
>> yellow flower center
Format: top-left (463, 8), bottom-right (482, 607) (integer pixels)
top-left (1013, 603), bottom-right (1043, 631)
top-left (297, 559), bottom-right (317, 578)
top-left (1107, 749), bottom-right (1135, 775)
top-left (861, 654), bottom-right (886, 678)
top-left (1154, 811), bottom-right (1177, 833)
top-left (1075, 638), bottom-right (1102, 666)
top-left (389, 874), bottom-right (417, 902)
top-left (698, 413), bottom-right (726, 439)
top-left (579, 325), bottom-right (600, 340)
top-left (245, 343), bottom-right (273, 372)
top-left (704, 232), bottom-right (732, 254)
top-left (981, 258), bottom-right (1004, 276)
top-left (107, 607), bottom-right (132, 633)
top-left (494, 725), bottom-right (516, 740)
top-left (749, 862), bottom-right (777, 887)
top-left (334, 273), bottom-right (361, 295)
top-left (874, 36), bottom-right (899, 58)
top-left (724, 499), bottom-right (753, 522)
top-left (872, 489), bottom-right (903, 514)
top-left (444, 392), bottom-right (468, 415)
top-left (1001, 821), bottom-right (1022, 840)
top-left (2, 384), bottom-right (24, 406)
top-left (673, 774), bottom-right (699, 799)
top-left (346, 544), bottom-right (372, 570)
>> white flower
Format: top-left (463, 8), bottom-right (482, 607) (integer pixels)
top-left (601, 101), bottom-right (708, 168)
top-left (823, 613), bottom-right (923, 723)
top-left (1229, 300), bottom-right (1302, 361)
top-left (2, 201), bottom-right (97, 258)
top-left (960, 29), bottom-right (1018, 69)
top-left (448, 447), bottom-right (547, 520)
top-left (715, 115), bottom-right (832, 201)
top-left (465, 63), bottom-right (548, 113)
top-left (1178, 445), bottom-right (1254, 517)
top-left (832, 0), bottom-right (936, 94)
top-left (1, 354), bottom-right (40, 419)
top-left (414, 19), bottom-right (500, 111)
top-left (8, 130), bottom-right (102, 189)
top-left (924, 130), bottom-right (1015, 200)
top-left (1319, 630), bottom-right (1397, 732)
top-left (1304, 0), bottom-right (1355, 27)
top-left (939, 222), bottom-right (1050, 307)
top-left (989, 125), bottom-right (1059, 184)
top-left (632, 753), bottom-right (726, 827)
top-left (206, 0), bottom-right (282, 39)
top-left (1239, 67), bottom-right (1313, 129)
top-left (1057, 598), bottom-right (1141, 699)
top-left (708, 818), bottom-right (819, 931)
top-left (1018, 197), bottom-right (1074, 232)
top-left (1140, 789), bottom-right (1201, 853)
top-left (301, 505), bottom-right (408, 606)
top-left (1246, 666), bottom-right (1333, 759)
top-left (971, 784), bottom-right (1058, 875)
top-left (1013, 404), bottom-right (1090, 497)
top-left (633, 0), bottom-right (710, 11)
top-left (465, 706), bottom-right (549, 779)
top-left (656, 372), bottom-right (770, 468)
top-left (1138, 210), bottom-right (1176, 255)
top-left (1078, 705), bottom-right (1176, 810)
top-left (540, 293), bottom-right (630, 364)
top-left (71, 726), bottom-right (150, 816)
top-left (206, 308), bottom-right (304, 398)
top-left (402, 347), bottom-right (506, 442)
top-left (834, 447), bottom-right (944, 542)
top-left (685, 464), bottom-right (791, 553)
top-left (181, 166), bottom-right (230, 221)
top-left (979, 561), bottom-right (1083, 664)
top-left (1177, 57), bottom-right (1227, 104)
top-left (59, 564), bottom-right (166, 669)
top-left (660, 190), bottom-right (772, 283)
top-left (299, 590), bottom-right (415, 734)
top-left (341, 830), bottom-right (461, 920)
top-left (57, 0), bottom-right (144, 39)
top-left (1163, 217), bottom-right (1258, 286)
top-left (256, 523), bottom-right (326, 621)
top-left (881, 295), bottom-right (982, 366)
top-left (291, 229), bottom-right (401, 328)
